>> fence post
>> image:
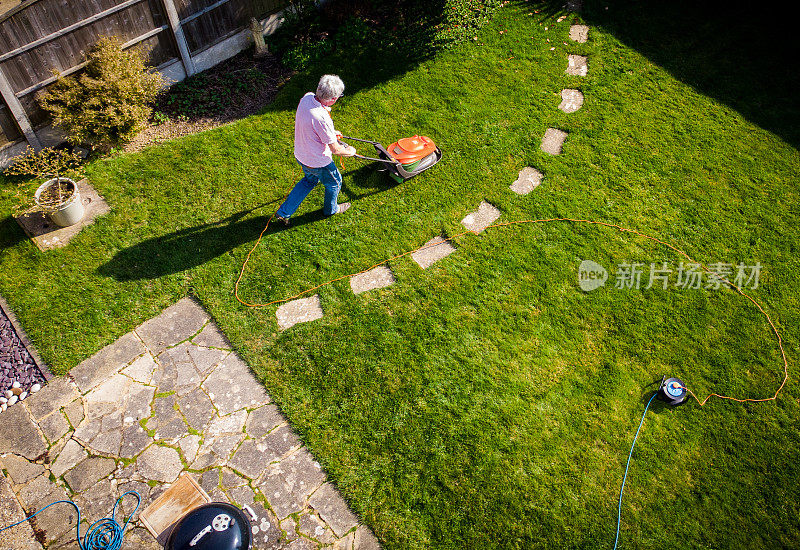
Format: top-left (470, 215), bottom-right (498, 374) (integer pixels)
top-left (161, 0), bottom-right (196, 78)
top-left (0, 66), bottom-right (43, 150)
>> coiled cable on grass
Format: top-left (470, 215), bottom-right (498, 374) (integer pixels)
top-left (0, 490), bottom-right (141, 550)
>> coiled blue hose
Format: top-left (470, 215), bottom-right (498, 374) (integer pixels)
top-left (0, 490), bottom-right (140, 550)
top-left (613, 392), bottom-right (658, 550)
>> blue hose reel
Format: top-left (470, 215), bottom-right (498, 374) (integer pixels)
top-left (658, 376), bottom-right (688, 406)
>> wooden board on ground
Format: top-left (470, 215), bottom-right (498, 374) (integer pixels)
top-left (139, 472), bottom-right (212, 546)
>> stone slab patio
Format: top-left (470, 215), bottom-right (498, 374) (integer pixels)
top-left (0, 297), bottom-right (379, 549)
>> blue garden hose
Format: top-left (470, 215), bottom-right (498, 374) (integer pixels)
top-left (613, 392), bottom-right (658, 549)
top-left (0, 490), bottom-right (141, 550)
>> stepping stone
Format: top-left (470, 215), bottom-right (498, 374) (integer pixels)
top-left (541, 128), bottom-right (568, 155)
top-left (350, 265), bottom-right (395, 294)
top-left (510, 167), bottom-right (544, 195)
top-left (461, 201), bottom-right (501, 233)
top-left (411, 237), bottom-right (456, 269)
top-left (566, 54), bottom-right (588, 76)
top-left (570, 24), bottom-right (589, 43)
top-left (275, 294), bottom-right (324, 330)
top-left (558, 89), bottom-right (584, 113)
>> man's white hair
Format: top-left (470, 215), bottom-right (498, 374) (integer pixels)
top-left (316, 74), bottom-right (345, 101)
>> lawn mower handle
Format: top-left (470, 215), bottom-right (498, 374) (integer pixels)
top-left (339, 135), bottom-right (380, 145)
top-left (352, 153), bottom-right (400, 165)
top-left (339, 135), bottom-right (400, 165)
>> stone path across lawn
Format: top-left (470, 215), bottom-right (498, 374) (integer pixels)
top-left (0, 297), bottom-right (379, 549)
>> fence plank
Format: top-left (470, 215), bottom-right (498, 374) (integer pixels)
top-left (0, 66), bottom-right (41, 149)
top-left (0, 0), bottom-right (147, 63)
top-left (160, 0), bottom-right (195, 76)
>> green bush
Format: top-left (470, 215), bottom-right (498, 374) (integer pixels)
top-left (335, 17), bottom-right (374, 51)
top-left (40, 36), bottom-right (164, 152)
top-left (283, 38), bottom-right (334, 71)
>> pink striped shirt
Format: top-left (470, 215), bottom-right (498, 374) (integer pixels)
top-left (294, 92), bottom-right (338, 168)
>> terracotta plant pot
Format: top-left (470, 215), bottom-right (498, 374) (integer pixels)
top-left (34, 177), bottom-right (84, 227)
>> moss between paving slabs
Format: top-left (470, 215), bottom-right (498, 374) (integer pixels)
top-left (1, 1), bottom-right (799, 548)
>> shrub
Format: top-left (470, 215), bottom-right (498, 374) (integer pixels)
top-left (40, 36), bottom-right (164, 152)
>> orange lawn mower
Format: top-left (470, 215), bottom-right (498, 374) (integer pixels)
top-left (339, 134), bottom-right (442, 183)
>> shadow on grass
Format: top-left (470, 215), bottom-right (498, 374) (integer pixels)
top-left (98, 164), bottom-right (396, 281)
top-left (0, 215), bottom-right (27, 251)
top-left (574, 0), bottom-right (800, 149)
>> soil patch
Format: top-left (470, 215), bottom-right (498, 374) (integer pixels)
top-left (124, 49), bottom-right (294, 154)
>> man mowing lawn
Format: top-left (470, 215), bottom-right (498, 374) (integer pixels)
top-left (274, 74), bottom-right (356, 225)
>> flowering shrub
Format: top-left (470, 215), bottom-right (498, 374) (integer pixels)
top-left (40, 36), bottom-right (164, 152)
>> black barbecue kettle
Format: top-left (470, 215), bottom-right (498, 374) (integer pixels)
top-left (165, 502), bottom-right (252, 550)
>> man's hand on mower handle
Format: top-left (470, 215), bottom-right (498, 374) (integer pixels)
top-left (330, 140), bottom-right (356, 157)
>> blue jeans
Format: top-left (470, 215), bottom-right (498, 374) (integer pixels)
top-left (276, 161), bottom-right (342, 218)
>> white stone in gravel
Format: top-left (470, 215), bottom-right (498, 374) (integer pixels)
top-left (4, 390), bottom-right (12, 398)
top-left (19, 392), bottom-right (27, 401)
top-left (31, 384), bottom-right (41, 393)
top-left (0, 397), bottom-right (6, 404)
top-left (1, 404), bottom-right (6, 412)
top-left (11, 381), bottom-right (20, 389)
top-left (7, 396), bottom-right (17, 406)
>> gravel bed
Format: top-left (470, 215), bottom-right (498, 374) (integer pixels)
top-left (0, 303), bottom-right (46, 411)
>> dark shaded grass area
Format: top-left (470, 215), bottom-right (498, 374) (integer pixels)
top-left (576, 0), bottom-right (800, 150)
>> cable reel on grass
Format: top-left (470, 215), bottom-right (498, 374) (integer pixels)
top-left (657, 376), bottom-right (688, 406)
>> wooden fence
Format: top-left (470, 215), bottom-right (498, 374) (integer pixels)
top-left (0, 0), bottom-right (285, 152)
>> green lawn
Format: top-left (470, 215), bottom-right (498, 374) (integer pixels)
top-left (2, 2), bottom-right (799, 548)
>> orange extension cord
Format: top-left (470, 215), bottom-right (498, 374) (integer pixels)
top-left (235, 213), bottom-right (789, 408)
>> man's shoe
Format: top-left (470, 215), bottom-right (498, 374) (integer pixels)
top-left (335, 202), bottom-right (351, 214)
top-left (274, 214), bottom-right (290, 226)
